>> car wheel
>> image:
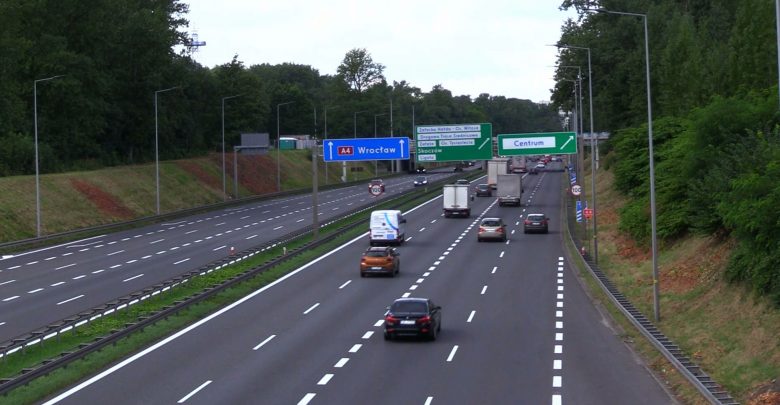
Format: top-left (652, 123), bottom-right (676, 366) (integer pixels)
top-left (389, 269), bottom-right (395, 278)
top-left (384, 331), bottom-right (391, 341)
top-left (524, 229), bottom-right (528, 234)
top-left (429, 325), bottom-right (438, 341)
top-left (360, 272), bottom-right (365, 278)
top-left (502, 236), bottom-right (507, 242)
top-left (477, 237), bottom-right (482, 242)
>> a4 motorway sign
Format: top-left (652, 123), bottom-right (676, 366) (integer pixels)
top-left (415, 123), bottom-right (493, 162)
top-left (497, 132), bottom-right (577, 156)
top-left (323, 137), bottom-right (410, 162)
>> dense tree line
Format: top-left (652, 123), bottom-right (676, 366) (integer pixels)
top-left (0, 0), bottom-right (561, 177)
top-left (552, 0), bottom-right (780, 303)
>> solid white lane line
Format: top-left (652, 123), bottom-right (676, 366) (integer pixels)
top-left (303, 303), bottom-right (320, 314)
top-left (107, 250), bottom-right (124, 256)
top-left (252, 335), bottom-right (276, 351)
top-left (317, 374), bottom-right (333, 385)
top-left (0, 280), bottom-right (15, 286)
top-left (349, 344), bottom-right (362, 353)
top-left (298, 393), bottom-right (316, 405)
top-left (2, 296), bottom-right (19, 302)
top-left (123, 274), bottom-right (144, 282)
top-left (424, 397), bottom-right (434, 405)
top-left (480, 286), bottom-right (487, 295)
top-left (57, 295), bottom-right (84, 305)
top-left (213, 245), bottom-right (226, 251)
top-left (467, 311), bottom-right (475, 323)
top-left (174, 258), bottom-right (190, 265)
top-left (362, 331), bottom-right (374, 339)
top-left (273, 226), bottom-right (283, 230)
top-left (446, 345), bottom-right (459, 362)
top-left (552, 376), bottom-right (562, 388)
top-left (28, 288), bottom-right (44, 294)
top-left (335, 358), bottom-right (349, 368)
top-left (339, 280), bottom-right (351, 289)
top-left (177, 380), bottom-right (212, 403)
top-left (149, 239), bottom-right (164, 244)
top-left (50, 282), bottom-right (65, 287)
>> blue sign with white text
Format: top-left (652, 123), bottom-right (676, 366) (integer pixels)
top-left (323, 137), bottom-right (410, 162)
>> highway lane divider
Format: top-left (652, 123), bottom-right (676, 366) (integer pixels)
top-left (0, 171), bottom-right (472, 399)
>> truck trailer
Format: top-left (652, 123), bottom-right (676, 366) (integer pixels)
top-left (487, 158), bottom-right (510, 189)
top-left (442, 184), bottom-right (471, 217)
top-left (496, 174), bottom-right (523, 206)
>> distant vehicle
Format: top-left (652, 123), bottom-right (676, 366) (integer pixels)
top-left (413, 176), bottom-right (428, 186)
top-left (475, 183), bottom-right (491, 197)
top-left (360, 247), bottom-right (400, 277)
top-left (510, 156), bottom-right (527, 173)
top-left (529, 166), bottom-right (539, 175)
top-left (524, 213), bottom-right (549, 234)
top-left (384, 297), bottom-right (442, 341)
top-left (453, 163), bottom-right (464, 172)
top-left (416, 166), bottom-right (427, 174)
top-left (496, 174), bottom-right (523, 206)
top-left (477, 217), bottom-right (506, 242)
top-left (487, 158), bottom-right (510, 189)
top-left (369, 179), bottom-right (385, 193)
top-left (535, 162), bottom-right (546, 169)
top-left (455, 179), bottom-right (469, 185)
top-left (369, 210), bottom-right (406, 246)
top-left (443, 184), bottom-right (471, 217)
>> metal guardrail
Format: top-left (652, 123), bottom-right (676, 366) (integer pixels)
top-left (0, 173), bottom-right (459, 396)
top-left (563, 192), bottom-right (738, 404)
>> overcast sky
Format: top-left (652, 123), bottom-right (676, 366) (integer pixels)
top-left (183, 1), bottom-right (577, 103)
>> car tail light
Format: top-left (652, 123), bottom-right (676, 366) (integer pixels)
top-left (385, 314), bottom-right (397, 325)
top-left (479, 226), bottom-right (486, 233)
top-left (497, 227), bottom-right (504, 233)
top-left (524, 220), bottom-right (531, 225)
top-left (417, 316), bottom-right (431, 325)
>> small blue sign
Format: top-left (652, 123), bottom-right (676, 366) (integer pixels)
top-left (323, 137), bottom-right (411, 162)
top-left (570, 173), bottom-right (577, 185)
top-left (576, 200), bottom-right (583, 223)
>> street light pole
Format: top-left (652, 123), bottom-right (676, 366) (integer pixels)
top-left (595, 8), bottom-right (659, 321)
top-left (323, 105), bottom-right (337, 184)
top-left (374, 113), bottom-right (387, 175)
top-left (221, 94), bottom-right (242, 201)
top-left (556, 44), bottom-right (598, 264)
top-left (276, 101), bottom-right (294, 192)
top-left (33, 74), bottom-right (64, 237)
top-left (558, 65), bottom-right (584, 176)
top-left (154, 86), bottom-right (180, 215)
top-left (353, 110), bottom-right (367, 138)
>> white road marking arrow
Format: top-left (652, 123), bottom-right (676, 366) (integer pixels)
top-left (560, 135), bottom-right (574, 150)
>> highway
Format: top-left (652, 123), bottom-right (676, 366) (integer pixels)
top-left (0, 171), bottom-right (452, 342)
top-left (42, 170), bottom-right (674, 405)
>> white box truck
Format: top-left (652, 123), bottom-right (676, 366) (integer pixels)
top-left (369, 210), bottom-right (406, 246)
top-left (487, 158), bottom-right (510, 189)
top-left (496, 173), bottom-right (523, 206)
top-left (442, 184), bottom-right (471, 217)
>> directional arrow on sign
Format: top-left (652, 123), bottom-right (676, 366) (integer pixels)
top-left (399, 139), bottom-right (405, 158)
top-left (328, 141), bottom-right (334, 160)
top-left (560, 135), bottom-right (574, 150)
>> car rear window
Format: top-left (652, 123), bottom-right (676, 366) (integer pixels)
top-left (481, 220), bottom-right (501, 226)
top-left (477, 184), bottom-right (488, 190)
top-left (527, 215), bottom-right (545, 221)
top-left (365, 250), bottom-right (388, 257)
top-left (391, 301), bottom-right (427, 313)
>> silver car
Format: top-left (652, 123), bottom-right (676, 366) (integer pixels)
top-left (477, 217), bottom-right (507, 242)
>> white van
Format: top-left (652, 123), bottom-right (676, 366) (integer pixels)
top-left (369, 210), bottom-right (406, 246)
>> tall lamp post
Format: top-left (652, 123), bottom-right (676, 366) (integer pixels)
top-left (221, 94), bottom-right (242, 201)
top-left (557, 65), bottom-right (584, 176)
top-left (323, 105), bottom-right (337, 183)
top-left (154, 86), bottom-right (180, 215)
top-left (276, 101), bottom-right (294, 192)
top-left (594, 8), bottom-right (660, 321)
top-left (33, 74), bottom-right (64, 237)
top-left (555, 43), bottom-right (598, 264)
top-left (374, 113), bottom-right (387, 175)
top-left (353, 110), bottom-right (367, 138)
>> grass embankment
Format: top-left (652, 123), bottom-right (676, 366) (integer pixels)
top-left (571, 161), bottom-right (779, 404)
top-left (0, 151), bottom-right (380, 243)
top-left (1, 183), bottom-right (442, 404)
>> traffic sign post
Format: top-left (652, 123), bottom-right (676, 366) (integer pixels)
top-left (571, 184), bottom-right (582, 196)
top-left (415, 123), bottom-right (493, 162)
top-left (323, 137), bottom-right (410, 162)
top-left (584, 207), bottom-right (593, 220)
top-left (369, 184), bottom-right (383, 196)
top-left (497, 132), bottom-right (577, 156)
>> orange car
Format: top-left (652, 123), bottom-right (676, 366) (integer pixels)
top-left (360, 247), bottom-right (400, 277)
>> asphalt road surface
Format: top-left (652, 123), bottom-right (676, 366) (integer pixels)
top-left (42, 170), bottom-right (674, 405)
top-left (0, 171), bottom-right (453, 342)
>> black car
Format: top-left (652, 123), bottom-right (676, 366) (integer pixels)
top-left (524, 213), bottom-right (549, 233)
top-left (416, 166), bottom-right (426, 174)
top-left (475, 183), bottom-right (491, 197)
top-left (413, 176), bottom-right (428, 186)
top-left (384, 298), bottom-right (442, 341)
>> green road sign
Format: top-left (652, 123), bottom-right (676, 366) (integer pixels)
top-left (497, 132), bottom-right (577, 156)
top-left (415, 123), bottom-right (493, 162)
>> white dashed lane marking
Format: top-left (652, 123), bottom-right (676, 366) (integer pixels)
top-left (303, 303), bottom-right (320, 315)
top-left (177, 380), bottom-right (212, 404)
top-left (252, 335), bottom-right (276, 351)
top-left (123, 274), bottom-right (143, 282)
top-left (334, 358), bottom-right (349, 368)
top-left (173, 258), bottom-right (190, 265)
top-left (446, 345), bottom-right (459, 362)
top-left (0, 280), bottom-right (15, 286)
top-left (57, 295), bottom-right (84, 305)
